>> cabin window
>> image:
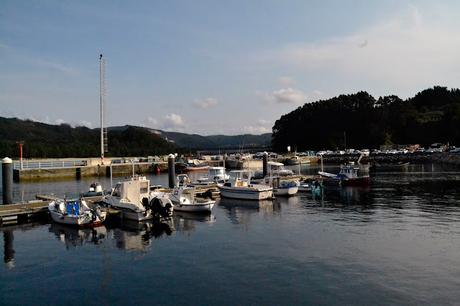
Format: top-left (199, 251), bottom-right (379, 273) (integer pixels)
top-left (113, 184), bottom-right (121, 197)
top-left (140, 182), bottom-right (149, 194)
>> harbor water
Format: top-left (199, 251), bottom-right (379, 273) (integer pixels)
top-left (1, 164), bottom-right (460, 305)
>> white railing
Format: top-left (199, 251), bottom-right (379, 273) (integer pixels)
top-left (13, 159), bottom-right (88, 170)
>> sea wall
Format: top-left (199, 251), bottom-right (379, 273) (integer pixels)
top-left (322, 153), bottom-right (460, 166)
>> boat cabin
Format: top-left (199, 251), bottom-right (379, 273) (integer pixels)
top-left (223, 170), bottom-right (253, 187)
top-left (112, 176), bottom-right (150, 203)
top-left (338, 162), bottom-right (361, 179)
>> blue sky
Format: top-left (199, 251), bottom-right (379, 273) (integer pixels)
top-left (1, 1), bottom-right (460, 135)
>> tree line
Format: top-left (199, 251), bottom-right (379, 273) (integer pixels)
top-left (272, 86), bottom-right (460, 152)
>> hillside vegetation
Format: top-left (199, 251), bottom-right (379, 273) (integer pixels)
top-left (0, 119), bottom-right (176, 158)
top-left (272, 86), bottom-right (460, 151)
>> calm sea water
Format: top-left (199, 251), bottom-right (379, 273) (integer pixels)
top-left (1, 164), bottom-right (460, 305)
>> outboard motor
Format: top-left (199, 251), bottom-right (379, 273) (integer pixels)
top-left (142, 197), bottom-right (150, 209)
top-left (149, 197), bottom-right (173, 219)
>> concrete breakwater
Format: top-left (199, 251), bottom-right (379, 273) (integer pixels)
top-left (12, 159), bottom-right (227, 181)
top-left (322, 152), bottom-right (460, 166)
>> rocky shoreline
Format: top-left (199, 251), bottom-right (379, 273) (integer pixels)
top-left (322, 152), bottom-right (460, 166)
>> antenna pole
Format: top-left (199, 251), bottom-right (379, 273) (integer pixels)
top-left (99, 54), bottom-right (108, 164)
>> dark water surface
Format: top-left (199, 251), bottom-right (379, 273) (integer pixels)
top-left (1, 164), bottom-right (460, 305)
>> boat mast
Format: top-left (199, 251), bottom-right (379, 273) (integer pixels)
top-left (99, 54), bottom-right (108, 164)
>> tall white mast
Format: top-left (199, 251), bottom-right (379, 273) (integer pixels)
top-left (99, 54), bottom-right (107, 164)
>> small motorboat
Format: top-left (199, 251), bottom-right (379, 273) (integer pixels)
top-left (319, 162), bottom-right (370, 186)
top-left (81, 182), bottom-right (104, 197)
top-left (106, 176), bottom-right (173, 221)
top-left (219, 170), bottom-right (273, 200)
top-left (170, 187), bottom-right (216, 213)
top-left (48, 198), bottom-right (107, 227)
top-left (196, 166), bottom-right (229, 185)
top-left (260, 176), bottom-right (299, 196)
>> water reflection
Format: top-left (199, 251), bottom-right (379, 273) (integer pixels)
top-left (218, 198), bottom-right (277, 225)
top-left (3, 230), bottom-right (14, 269)
top-left (49, 223), bottom-right (108, 249)
top-left (111, 220), bottom-right (173, 252)
top-left (47, 220), bottom-right (173, 252)
top-left (173, 211), bottom-right (216, 234)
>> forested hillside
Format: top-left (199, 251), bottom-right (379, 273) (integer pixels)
top-left (0, 118), bottom-right (177, 158)
top-left (272, 86), bottom-right (460, 151)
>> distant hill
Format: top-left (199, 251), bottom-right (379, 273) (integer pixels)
top-left (0, 117), bottom-right (271, 158)
top-left (0, 118), bottom-right (176, 158)
top-left (160, 131), bottom-right (272, 150)
top-left (108, 126), bottom-right (271, 150)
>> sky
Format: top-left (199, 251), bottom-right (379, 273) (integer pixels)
top-left (1, 0), bottom-right (460, 135)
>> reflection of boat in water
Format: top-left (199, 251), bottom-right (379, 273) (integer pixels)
top-left (218, 197), bottom-right (274, 210)
top-left (173, 211), bottom-right (216, 223)
top-left (49, 223), bottom-right (108, 248)
top-left (218, 198), bottom-right (274, 225)
top-left (113, 220), bottom-right (173, 251)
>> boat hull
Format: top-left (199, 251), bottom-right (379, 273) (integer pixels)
top-left (274, 186), bottom-right (298, 196)
top-left (49, 209), bottom-right (106, 227)
top-left (173, 202), bottom-right (214, 213)
top-left (219, 186), bottom-right (273, 200)
top-left (120, 209), bottom-right (153, 221)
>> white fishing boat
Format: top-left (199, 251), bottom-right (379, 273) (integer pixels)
top-left (269, 178), bottom-right (299, 196)
top-left (106, 176), bottom-right (173, 221)
top-left (170, 187), bottom-right (215, 213)
top-left (48, 198), bottom-right (107, 227)
top-left (264, 162), bottom-right (299, 196)
top-left (219, 170), bottom-right (273, 200)
top-left (197, 166), bottom-right (229, 185)
top-left (253, 161), bottom-right (294, 179)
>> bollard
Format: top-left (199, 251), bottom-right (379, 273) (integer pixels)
top-left (2, 157), bottom-right (13, 204)
top-left (263, 152), bottom-right (268, 177)
top-left (168, 154), bottom-right (176, 188)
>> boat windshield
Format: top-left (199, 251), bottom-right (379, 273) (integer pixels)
top-left (112, 183), bottom-right (122, 197)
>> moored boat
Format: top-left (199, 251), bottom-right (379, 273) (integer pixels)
top-left (319, 162), bottom-right (370, 186)
top-left (219, 170), bottom-right (273, 200)
top-left (170, 187), bottom-right (216, 213)
top-left (106, 176), bottom-right (173, 221)
top-left (48, 198), bottom-right (107, 227)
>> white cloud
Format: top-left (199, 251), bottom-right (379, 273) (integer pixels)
top-left (143, 114), bottom-right (185, 131)
top-left (193, 98), bottom-right (219, 109)
top-left (262, 5), bottom-right (460, 93)
top-left (144, 116), bottom-right (159, 128)
top-left (243, 125), bottom-right (271, 134)
top-left (76, 120), bottom-right (93, 128)
top-left (243, 118), bottom-right (272, 134)
top-left (162, 113), bottom-right (185, 131)
top-left (55, 118), bottom-right (65, 125)
top-left (258, 87), bottom-right (306, 104)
